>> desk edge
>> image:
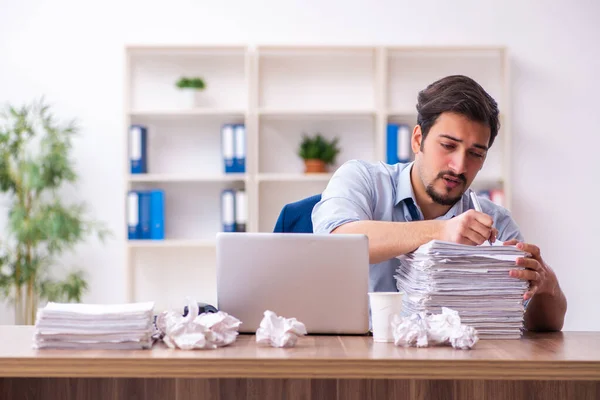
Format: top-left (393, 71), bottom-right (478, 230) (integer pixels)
top-left (1, 358), bottom-right (599, 381)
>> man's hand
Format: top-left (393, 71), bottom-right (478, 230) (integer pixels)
top-left (440, 210), bottom-right (498, 245)
top-left (504, 239), bottom-right (558, 300)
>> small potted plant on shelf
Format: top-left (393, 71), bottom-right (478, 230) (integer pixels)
top-left (175, 76), bottom-right (206, 108)
top-left (298, 133), bottom-right (341, 173)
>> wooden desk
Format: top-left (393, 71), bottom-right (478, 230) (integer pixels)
top-left (1, 326), bottom-right (599, 400)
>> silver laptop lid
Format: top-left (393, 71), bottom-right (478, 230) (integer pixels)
top-left (216, 232), bottom-right (370, 334)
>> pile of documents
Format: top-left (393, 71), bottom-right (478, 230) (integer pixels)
top-left (394, 240), bottom-right (530, 339)
top-left (33, 301), bottom-right (155, 350)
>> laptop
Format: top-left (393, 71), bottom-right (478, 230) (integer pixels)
top-left (216, 232), bottom-right (370, 335)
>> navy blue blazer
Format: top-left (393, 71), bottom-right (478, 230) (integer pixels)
top-left (273, 194), bottom-right (322, 233)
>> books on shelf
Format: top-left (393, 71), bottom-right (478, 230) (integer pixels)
top-left (129, 125), bottom-right (148, 174)
top-left (221, 123), bottom-right (246, 174)
top-left (221, 188), bottom-right (247, 232)
top-left (128, 122), bottom-right (247, 177)
top-left (386, 123), bottom-right (411, 164)
top-left (127, 189), bottom-right (165, 240)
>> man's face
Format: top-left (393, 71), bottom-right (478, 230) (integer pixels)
top-left (412, 112), bottom-right (490, 206)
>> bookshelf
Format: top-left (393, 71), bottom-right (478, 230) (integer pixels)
top-left (124, 45), bottom-right (511, 311)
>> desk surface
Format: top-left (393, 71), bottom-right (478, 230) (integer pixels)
top-left (2, 326), bottom-right (600, 380)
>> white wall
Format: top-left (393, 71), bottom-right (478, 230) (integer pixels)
top-left (0, 0), bottom-right (598, 329)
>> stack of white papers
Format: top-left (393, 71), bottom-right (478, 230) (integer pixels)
top-left (33, 301), bottom-right (155, 350)
top-left (394, 240), bottom-right (530, 339)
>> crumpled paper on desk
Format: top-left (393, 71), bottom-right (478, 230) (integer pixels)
top-left (155, 298), bottom-right (241, 350)
top-left (256, 310), bottom-right (307, 348)
top-left (391, 307), bottom-right (478, 350)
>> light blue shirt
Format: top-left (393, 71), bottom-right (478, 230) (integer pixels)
top-left (311, 160), bottom-right (524, 294)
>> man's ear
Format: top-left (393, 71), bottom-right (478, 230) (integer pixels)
top-left (412, 125), bottom-right (423, 154)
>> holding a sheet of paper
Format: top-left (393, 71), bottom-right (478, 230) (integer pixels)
top-left (312, 75), bottom-right (567, 333)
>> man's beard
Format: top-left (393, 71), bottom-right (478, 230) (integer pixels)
top-left (425, 171), bottom-right (466, 206)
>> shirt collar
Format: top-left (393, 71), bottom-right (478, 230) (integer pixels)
top-left (395, 162), bottom-right (416, 206)
top-left (395, 161), bottom-right (467, 219)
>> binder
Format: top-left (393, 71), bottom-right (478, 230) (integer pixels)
top-left (127, 191), bottom-right (140, 239)
top-left (386, 124), bottom-right (398, 164)
top-left (221, 124), bottom-right (235, 174)
top-left (221, 189), bottom-right (236, 232)
top-left (233, 124), bottom-right (246, 173)
top-left (235, 189), bottom-right (247, 232)
top-left (149, 189), bottom-right (165, 240)
top-left (386, 123), bottom-right (411, 164)
top-left (138, 191), bottom-right (152, 239)
top-left (397, 124), bottom-right (411, 163)
top-left (129, 125), bottom-right (147, 174)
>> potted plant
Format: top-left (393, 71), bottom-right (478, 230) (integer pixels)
top-left (175, 76), bottom-right (206, 108)
top-left (298, 133), bottom-right (341, 173)
top-left (0, 99), bottom-right (110, 325)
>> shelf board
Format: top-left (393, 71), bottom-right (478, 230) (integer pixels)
top-left (128, 173), bottom-right (247, 183)
top-left (258, 173), bottom-right (333, 182)
top-left (128, 239), bottom-right (216, 249)
top-left (258, 108), bottom-right (376, 118)
top-left (127, 44), bottom-right (247, 55)
top-left (471, 177), bottom-right (504, 189)
top-left (387, 110), bottom-right (417, 117)
top-left (128, 109), bottom-right (247, 118)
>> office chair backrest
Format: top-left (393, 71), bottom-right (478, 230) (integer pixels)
top-left (273, 194), bottom-right (322, 233)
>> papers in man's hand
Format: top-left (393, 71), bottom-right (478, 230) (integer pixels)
top-left (394, 240), bottom-right (530, 340)
top-left (33, 301), bottom-right (155, 350)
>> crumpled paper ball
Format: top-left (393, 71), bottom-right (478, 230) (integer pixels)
top-left (391, 307), bottom-right (478, 350)
top-left (156, 298), bottom-right (241, 350)
top-left (256, 310), bottom-right (307, 348)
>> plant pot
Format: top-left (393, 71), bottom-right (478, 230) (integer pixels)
top-left (183, 89), bottom-right (202, 108)
top-left (304, 159), bottom-right (327, 173)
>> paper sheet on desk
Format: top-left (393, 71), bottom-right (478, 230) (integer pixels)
top-left (33, 301), bottom-right (156, 350)
top-left (38, 301), bottom-right (155, 319)
top-left (394, 240), bottom-right (529, 339)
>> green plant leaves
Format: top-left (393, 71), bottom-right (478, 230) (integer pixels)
top-left (40, 271), bottom-right (88, 303)
top-left (176, 77), bottom-right (206, 90)
top-left (298, 133), bottom-right (341, 165)
top-left (0, 98), bottom-right (111, 319)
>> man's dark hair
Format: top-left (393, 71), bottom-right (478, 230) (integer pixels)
top-left (416, 75), bottom-right (500, 148)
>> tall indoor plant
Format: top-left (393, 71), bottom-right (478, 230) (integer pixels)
top-left (0, 99), bottom-right (109, 325)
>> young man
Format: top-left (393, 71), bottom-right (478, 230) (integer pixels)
top-left (311, 75), bottom-right (566, 332)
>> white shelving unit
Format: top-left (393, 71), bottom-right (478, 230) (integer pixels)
top-left (124, 45), bottom-right (511, 310)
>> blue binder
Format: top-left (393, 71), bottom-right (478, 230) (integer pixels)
top-left (386, 124), bottom-right (398, 164)
top-left (149, 189), bottom-right (165, 240)
top-left (221, 124), bottom-right (235, 173)
top-left (129, 125), bottom-right (147, 174)
top-left (221, 189), bottom-right (236, 232)
top-left (386, 123), bottom-right (412, 164)
top-left (138, 191), bottom-right (152, 239)
top-left (233, 124), bottom-right (246, 173)
top-left (127, 191), bottom-right (140, 239)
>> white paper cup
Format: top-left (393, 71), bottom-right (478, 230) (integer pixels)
top-left (368, 292), bottom-right (404, 343)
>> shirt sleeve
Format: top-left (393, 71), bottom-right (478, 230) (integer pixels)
top-left (311, 160), bottom-right (375, 234)
top-left (495, 208), bottom-right (525, 242)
